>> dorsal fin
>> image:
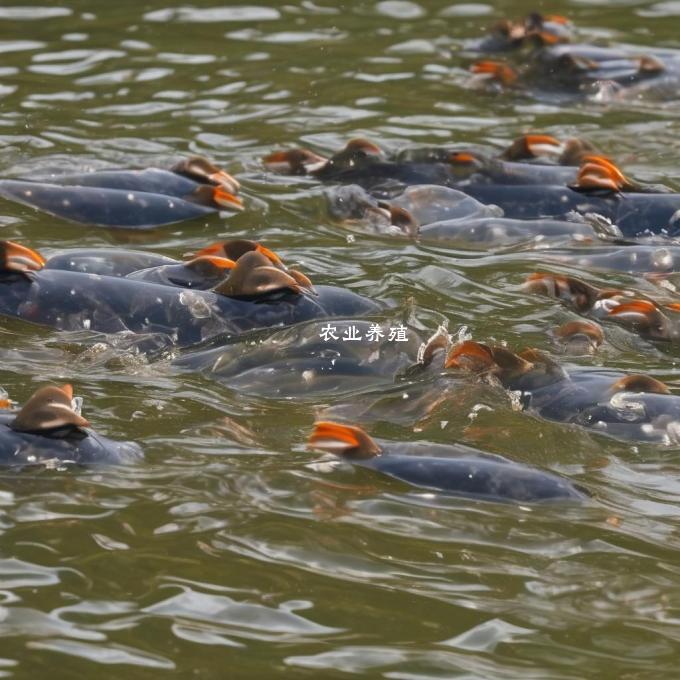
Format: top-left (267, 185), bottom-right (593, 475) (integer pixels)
top-left (638, 55), bottom-right (664, 74)
top-left (447, 342), bottom-right (534, 381)
top-left (343, 138), bottom-right (383, 157)
top-left (524, 272), bottom-right (601, 312)
top-left (448, 151), bottom-right (485, 167)
top-left (0, 240), bottom-right (46, 274)
top-left (571, 156), bottom-right (636, 194)
top-left (490, 346), bottom-right (534, 376)
top-left (470, 60), bottom-right (518, 85)
top-left (543, 14), bottom-right (570, 25)
top-left (288, 269), bottom-right (316, 294)
top-left (213, 250), bottom-right (302, 298)
top-left (321, 139), bottom-right (385, 175)
top-left (183, 255), bottom-right (236, 276)
top-left (559, 138), bottom-right (599, 166)
top-left (492, 18), bottom-right (526, 42)
top-left (308, 421), bottom-right (381, 460)
top-left (611, 374), bottom-right (670, 395)
top-left (262, 148), bottom-right (329, 175)
top-left (554, 320), bottom-right (604, 346)
top-left (517, 347), bottom-right (567, 377)
top-left (572, 164), bottom-right (618, 193)
top-left (194, 240), bottom-right (283, 267)
top-left (607, 299), bottom-right (672, 339)
top-left (389, 206), bottom-right (419, 237)
top-left (607, 299), bottom-right (665, 328)
top-left (608, 299), bottom-right (657, 316)
top-left (222, 239), bottom-right (280, 265)
top-left (581, 155), bottom-right (636, 191)
top-left (518, 347), bottom-right (558, 367)
top-left (171, 156), bottom-right (241, 194)
top-left (445, 341), bottom-right (495, 371)
top-left (10, 384), bottom-right (89, 435)
top-left (558, 53), bottom-right (599, 71)
top-left (525, 14), bottom-right (573, 45)
top-left (500, 134), bottom-right (562, 161)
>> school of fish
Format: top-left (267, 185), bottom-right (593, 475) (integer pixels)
top-left (3, 11), bottom-right (680, 507)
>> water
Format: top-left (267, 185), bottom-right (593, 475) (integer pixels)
top-left (1, 1), bottom-right (680, 677)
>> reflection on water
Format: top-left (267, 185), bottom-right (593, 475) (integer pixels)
top-left (1, 0), bottom-right (680, 677)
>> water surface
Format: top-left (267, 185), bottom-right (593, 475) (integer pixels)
top-left (2, 1), bottom-right (680, 678)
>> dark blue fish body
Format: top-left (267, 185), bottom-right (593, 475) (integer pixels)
top-left (503, 367), bottom-right (680, 442)
top-left (533, 44), bottom-right (674, 89)
top-left (44, 248), bottom-right (177, 277)
top-left (459, 184), bottom-right (612, 218)
top-left (315, 156), bottom-right (680, 235)
top-left (420, 216), bottom-right (595, 246)
top-left (352, 440), bottom-right (585, 502)
top-left (177, 318), bottom-right (422, 397)
top-left (545, 245), bottom-right (680, 274)
top-left (319, 160), bottom-right (456, 190)
top-left (460, 184), bottom-right (680, 236)
top-left (0, 179), bottom-right (217, 229)
top-left (462, 160), bottom-right (577, 186)
top-left (516, 369), bottom-right (623, 421)
top-left (0, 270), bottom-right (381, 348)
top-left (41, 168), bottom-right (201, 196)
top-left (125, 263), bottom-right (225, 289)
top-left (0, 413), bottom-right (142, 466)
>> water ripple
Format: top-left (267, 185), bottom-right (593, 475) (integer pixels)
top-left (0, 1), bottom-right (680, 678)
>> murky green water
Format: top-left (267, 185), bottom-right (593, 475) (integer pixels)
top-left (2, 1), bottom-right (680, 677)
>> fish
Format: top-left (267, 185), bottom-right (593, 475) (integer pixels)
top-left (0, 384), bottom-right (142, 466)
top-left (446, 340), bottom-right (680, 443)
top-left (466, 12), bottom-right (680, 103)
top-left (326, 183), bottom-right (600, 247)
top-left (0, 240), bottom-right (381, 348)
top-left (0, 156), bottom-right (243, 229)
top-left (268, 141), bottom-right (680, 236)
top-left (308, 421), bottom-right (586, 502)
top-left (525, 271), bottom-right (680, 343)
top-left (44, 248), bottom-right (178, 277)
top-left (175, 320), bottom-right (449, 398)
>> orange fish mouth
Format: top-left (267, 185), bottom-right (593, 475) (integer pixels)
top-left (0, 240), bottom-right (46, 272)
top-left (308, 421), bottom-right (381, 459)
top-left (309, 421), bottom-right (362, 449)
top-left (213, 188), bottom-right (245, 211)
top-left (209, 170), bottom-right (241, 195)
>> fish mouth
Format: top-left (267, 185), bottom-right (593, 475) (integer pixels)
top-left (1, 240), bottom-right (46, 273)
top-left (213, 188), bottom-right (245, 212)
top-left (209, 170), bottom-right (241, 195)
